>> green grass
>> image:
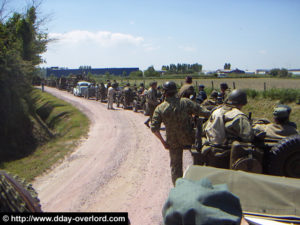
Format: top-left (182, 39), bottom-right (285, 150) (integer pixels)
top-left (0, 89), bottom-right (90, 181)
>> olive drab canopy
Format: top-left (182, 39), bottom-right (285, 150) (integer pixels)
top-left (183, 166), bottom-right (300, 218)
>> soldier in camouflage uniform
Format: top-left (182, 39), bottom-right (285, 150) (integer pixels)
top-left (202, 90), bottom-right (219, 111)
top-left (144, 81), bottom-right (160, 127)
top-left (178, 76), bottom-right (196, 99)
top-left (253, 105), bottom-right (298, 140)
top-left (151, 81), bottom-right (210, 185)
top-left (218, 82), bottom-right (230, 103)
top-left (203, 89), bottom-right (254, 169)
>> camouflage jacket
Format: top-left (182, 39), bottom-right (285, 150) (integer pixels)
top-left (146, 87), bottom-right (159, 107)
top-left (253, 122), bottom-right (298, 140)
top-left (204, 105), bottom-right (254, 145)
top-left (178, 84), bottom-right (195, 99)
top-left (151, 96), bottom-right (210, 148)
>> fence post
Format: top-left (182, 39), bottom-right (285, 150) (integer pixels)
top-left (211, 81), bottom-right (214, 90)
top-left (264, 82), bottom-right (266, 91)
top-left (233, 82), bottom-right (236, 89)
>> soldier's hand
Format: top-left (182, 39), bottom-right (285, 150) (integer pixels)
top-left (163, 141), bottom-right (170, 150)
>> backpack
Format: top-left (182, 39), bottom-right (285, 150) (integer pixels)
top-left (205, 106), bottom-right (244, 145)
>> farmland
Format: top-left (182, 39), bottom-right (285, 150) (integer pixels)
top-left (97, 77), bottom-right (300, 91)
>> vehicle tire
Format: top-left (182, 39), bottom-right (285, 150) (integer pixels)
top-left (267, 135), bottom-right (300, 178)
top-left (232, 157), bottom-right (262, 174)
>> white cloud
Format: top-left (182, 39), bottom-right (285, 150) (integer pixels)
top-left (49, 30), bottom-right (144, 47)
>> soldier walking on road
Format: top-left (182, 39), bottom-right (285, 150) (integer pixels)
top-left (151, 81), bottom-right (210, 185)
top-left (144, 81), bottom-right (160, 128)
top-left (107, 83), bottom-right (116, 110)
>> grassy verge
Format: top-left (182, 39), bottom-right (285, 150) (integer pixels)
top-left (0, 89), bottom-right (90, 181)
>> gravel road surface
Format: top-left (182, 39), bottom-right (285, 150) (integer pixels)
top-left (33, 87), bottom-right (193, 224)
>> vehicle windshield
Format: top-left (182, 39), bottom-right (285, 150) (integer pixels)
top-left (79, 83), bottom-right (90, 87)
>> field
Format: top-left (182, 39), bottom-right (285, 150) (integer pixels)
top-left (97, 77), bottom-right (300, 91)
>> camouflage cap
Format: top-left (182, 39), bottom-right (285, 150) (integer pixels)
top-left (162, 178), bottom-right (242, 225)
top-left (273, 106), bottom-right (289, 119)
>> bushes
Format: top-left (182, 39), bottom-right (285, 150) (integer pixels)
top-left (244, 88), bottom-right (300, 103)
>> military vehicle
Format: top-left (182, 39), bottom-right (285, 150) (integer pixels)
top-left (189, 115), bottom-right (300, 179)
top-left (82, 84), bottom-right (96, 99)
top-left (183, 166), bottom-right (300, 224)
top-left (0, 171), bottom-right (42, 212)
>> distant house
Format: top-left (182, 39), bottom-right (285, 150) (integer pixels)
top-left (256, 69), bottom-right (270, 75)
top-left (216, 68), bottom-right (245, 75)
top-left (46, 67), bottom-right (139, 78)
top-left (288, 69), bottom-right (300, 76)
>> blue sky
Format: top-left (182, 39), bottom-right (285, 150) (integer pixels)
top-left (13, 0), bottom-right (300, 71)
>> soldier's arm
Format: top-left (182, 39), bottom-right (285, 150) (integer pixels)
top-left (151, 108), bottom-right (169, 149)
top-left (187, 99), bottom-right (210, 118)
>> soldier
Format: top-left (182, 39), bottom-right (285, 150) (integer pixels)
top-left (144, 81), bottom-right (160, 127)
top-left (122, 83), bottom-right (133, 108)
top-left (107, 83), bottom-right (116, 110)
top-left (203, 89), bottom-right (254, 169)
top-left (138, 83), bottom-right (145, 94)
top-left (218, 82), bottom-right (229, 102)
top-left (253, 105), bottom-right (298, 139)
top-left (151, 81), bottom-right (210, 185)
top-left (178, 76), bottom-right (196, 99)
top-left (99, 82), bottom-right (106, 102)
top-left (195, 84), bottom-right (207, 104)
top-left (202, 90), bottom-right (219, 111)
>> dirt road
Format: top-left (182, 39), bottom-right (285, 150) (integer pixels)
top-left (33, 87), bottom-right (193, 224)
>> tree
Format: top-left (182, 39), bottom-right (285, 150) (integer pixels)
top-left (129, 70), bottom-right (143, 78)
top-left (224, 63), bottom-right (231, 70)
top-left (0, 2), bottom-right (49, 160)
top-left (144, 66), bottom-right (160, 77)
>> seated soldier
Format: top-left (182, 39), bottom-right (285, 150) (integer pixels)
top-left (202, 90), bottom-right (218, 111)
top-left (196, 84), bottom-right (207, 104)
top-left (253, 105), bottom-right (298, 140)
top-left (202, 90), bottom-right (254, 169)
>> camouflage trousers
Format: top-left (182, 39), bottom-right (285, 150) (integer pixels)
top-left (169, 147), bottom-right (183, 185)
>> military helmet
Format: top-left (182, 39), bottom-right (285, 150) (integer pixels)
top-left (220, 82), bottom-right (228, 90)
top-left (162, 81), bottom-right (177, 94)
top-left (227, 89), bottom-right (247, 105)
top-left (140, 82), bottom-right (144, 87)
top-left (210, 90), bottom-right (218, 98)
top-left (273, 106), bottom-right (289, 119)
top-left (276, 104), bottom-right (291, 115)
top-left (199, 84), bottom-right (205, 89)
top-left (185, 76), bottom-right (193, 84)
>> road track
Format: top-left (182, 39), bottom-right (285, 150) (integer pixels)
top-left (33, 87), bottom-right (193, 224)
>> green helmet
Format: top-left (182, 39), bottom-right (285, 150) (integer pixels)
top-left (162, 81), bottom-right (177, 94)
top-left (227, 89), bottom-right (247, 105)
